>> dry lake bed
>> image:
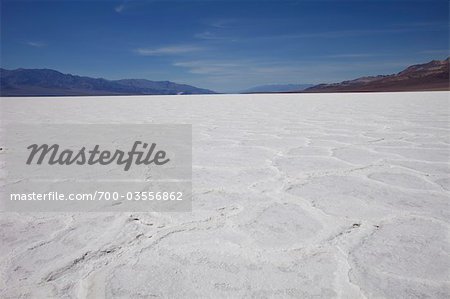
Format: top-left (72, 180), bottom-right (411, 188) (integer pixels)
top-left (1, 92), bottom-right (449, 298)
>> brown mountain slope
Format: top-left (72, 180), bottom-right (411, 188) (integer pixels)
top-left (304, 58), bottom-right (449, 93)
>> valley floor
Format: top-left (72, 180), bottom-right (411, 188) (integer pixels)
top-left (1, 92), bottom-right (449, 298)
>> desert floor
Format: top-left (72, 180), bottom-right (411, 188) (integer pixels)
top-left (1, 92), bottom-right (449, 298)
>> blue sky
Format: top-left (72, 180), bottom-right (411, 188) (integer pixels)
top-left (1, 0), bottom-right (448, 92)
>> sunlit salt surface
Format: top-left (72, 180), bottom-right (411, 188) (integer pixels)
top-left (1, 92), bottom-right (449, 298)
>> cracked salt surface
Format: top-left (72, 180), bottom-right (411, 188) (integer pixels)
top-left (1, 92), bottom-right (449, 298)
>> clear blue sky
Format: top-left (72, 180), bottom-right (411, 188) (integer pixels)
top-left (1, 0), bottom-right (448, 92)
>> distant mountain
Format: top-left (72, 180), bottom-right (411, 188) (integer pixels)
top-left (304, 58), bottom-right (449, 93)
top-left (241, 84), bottom-right (314, 93)
top-left (0, 68), bottom-right (216, 96)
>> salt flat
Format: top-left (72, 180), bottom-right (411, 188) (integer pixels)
top-left (0, 92), bottom-right (449, 298)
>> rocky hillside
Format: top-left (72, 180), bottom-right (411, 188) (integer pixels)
top-left (304, 58), bottom-right (449, 93)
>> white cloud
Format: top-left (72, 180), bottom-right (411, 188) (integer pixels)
top-left (26, 41), bottom-right (46, 48)
top-left (134, 45), bottom-right (204, 56)
top-left (115, 4), bottom-right (125, 13)
top-left (173, 60), bottom-right (241, 75)
top-left (195, 31), bottom-right (219, 40)
top-left (173, 59), bottom-right (311, 80)
top-left (194, 31), bottom-right (237, 42)
top-left (218, 26), bottom-right (444, 44)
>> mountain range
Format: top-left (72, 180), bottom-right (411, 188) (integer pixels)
top-left (303, 58), bottom-right (449, 93)
top-left (1, 58), bottom-right (448, 96)
top-left (0, 68), bottom-right (215, 96)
